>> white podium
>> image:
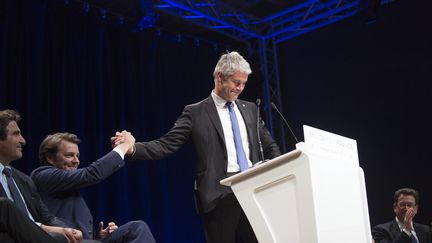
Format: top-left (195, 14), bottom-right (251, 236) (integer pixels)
top-left (220, 126), bottom-right (372, 243)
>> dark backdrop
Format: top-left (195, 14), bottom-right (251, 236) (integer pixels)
top-left (0, 1), bottom-right (248, 242)
top-left (278, 0), bottom-right (432, 227)
top-left (1, 0), bottom-right (431, 242)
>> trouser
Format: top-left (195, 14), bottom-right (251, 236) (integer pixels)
top-left (201, 193), bottom-right (258, 243)
top-left (102, 220), bottom-right (156, 243)
top-left (0, 197), bottom-right (58, 243)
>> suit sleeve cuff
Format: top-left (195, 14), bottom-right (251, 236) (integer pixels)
top-left (125, 144), bottom-right (136, 157)
top-left (113, 147), bottom-right (125, 160)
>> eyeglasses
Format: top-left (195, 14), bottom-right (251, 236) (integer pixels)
top-left (397, 202), bottom-right (416, 208)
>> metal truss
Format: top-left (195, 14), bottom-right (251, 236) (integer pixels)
top-left (154, 0), bottom-right (365, 42)
top-left (152, 0), bottom-right (394, 149)
top-left (258, 37), bottom-right (288, 151)
top-left (262, 0), bottom-right (359, 43)
top-left (154, 0), bottom-right (262, 42)
top-left (55, 1), bottom-right (394, 149)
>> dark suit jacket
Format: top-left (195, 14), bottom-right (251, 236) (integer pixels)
top-left (132, 96), bottom-right (281, 214)
top-left (372, 219), bottom-right (432, 243)
top-left (0, 166), bottom-right (66, 227)
top-left (30, 151), bottom-right (125, 240)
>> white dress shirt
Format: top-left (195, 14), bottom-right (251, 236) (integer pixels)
top-left (395, 216), bottom-right (419, 242)
top-left (211, 91), bottom-right (252, 172)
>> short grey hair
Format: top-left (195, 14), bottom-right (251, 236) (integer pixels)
top-left (213, 51), bottom-right (252, 78)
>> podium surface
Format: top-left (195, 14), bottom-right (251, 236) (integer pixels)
top-left (221, 132), bottom-right (372, 243)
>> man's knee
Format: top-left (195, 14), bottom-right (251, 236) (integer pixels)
top-left (128, 220), bottom-right (151, 232)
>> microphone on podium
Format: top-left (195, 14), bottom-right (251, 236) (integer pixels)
top-left (270, 102), bottom-right (299, 144)
top-left (252, 99), bottom-right (269, 168)
top-left (255, 98), bottom-right (265, 162)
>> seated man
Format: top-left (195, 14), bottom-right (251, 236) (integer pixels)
top-left (372, 187), bottom-right (432, 243)
top-left (0, 109), bottom-right (83, 243)
top-left (31, 132), bottom-right (156, 243)
top-left (0, 197), bottom-right (81, 243)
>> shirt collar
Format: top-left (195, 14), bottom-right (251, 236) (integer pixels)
top-left (0, 163), bottom-right (5, 174)
top-left (211, 91), bottom-right (236, 109)
top-left (395, 216), bottom-right (414, 231)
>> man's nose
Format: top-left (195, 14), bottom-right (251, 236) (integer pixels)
top-left (20, 135), bottom-right (26, 145)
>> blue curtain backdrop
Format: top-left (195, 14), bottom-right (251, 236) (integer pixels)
top-left (0, 1), bottom-right (250, 242)
top-left (2, 0), bottom-right (432, 242)
top-left (277, 0), bottom-right (432, 226)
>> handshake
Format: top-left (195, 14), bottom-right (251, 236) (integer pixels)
top-left (111, 130), bottom-right (136, 156)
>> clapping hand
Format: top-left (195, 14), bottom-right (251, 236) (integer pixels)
top-left (403, 207), bottom-right (416, 232)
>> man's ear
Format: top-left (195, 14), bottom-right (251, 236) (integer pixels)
top-left (216, 72), bottom-right (223, 83)
top-left (45, 155), bottom-right (56, 166)
top-left (392, 203), bottom-right (397, 211)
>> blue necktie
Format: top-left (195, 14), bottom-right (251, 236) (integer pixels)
top-left (226, 102), bottom-right (249, 171)
top-left (2, 167), bottom-right (28, 216)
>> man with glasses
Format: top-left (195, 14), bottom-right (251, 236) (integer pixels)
top-left (372, 188), bottom-right (432, 243)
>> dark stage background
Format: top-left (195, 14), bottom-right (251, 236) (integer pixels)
top-left (278, 0), bottom-right (432, 227)
top-left (1, 0), bottom-right (431, 242)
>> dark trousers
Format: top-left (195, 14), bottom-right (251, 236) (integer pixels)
top-left (102, 220), bottom-right (156, 243)
top-left (1, 198), bottom-right (102, 243)
top-left (0, 197), bottom-right (58, 243)
top-left (201, 193), bottom-right (258, 243)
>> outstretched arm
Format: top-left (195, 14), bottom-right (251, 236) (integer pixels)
top-left (112, 107), bottom-right (192, 160)
top-left (31, 132), bottom-right (135, 194)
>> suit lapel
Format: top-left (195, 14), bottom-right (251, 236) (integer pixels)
top-left (235, 100), bottom-right (253, 140)
top-left (236, 100), bottom-right (256, 161)
top-left (390, 220), bottom-right (401, 238)
top-left (390, 219), bottom-right (423, 242)
top-left (205, 97), bottom-right (257, 167)
top-left (204, 96), bottom-right (226, 145)
top-left (414, 223), bottom-right (427, 242)
top-left (0, 182), bottom-right (6, 197)
top-left (11, 168), bottom-right (38, 221)
top-left (0, 166), bottom-right (7, 196)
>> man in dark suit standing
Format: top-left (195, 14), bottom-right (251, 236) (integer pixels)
top-left (372, 187), bottom-right (432, 243)
top-left (31, 132), bottom-right (156, 243)
top-left (113, 51), bottom-right (282, 243)
top-left (0, 109), bottom-right (84, 243)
